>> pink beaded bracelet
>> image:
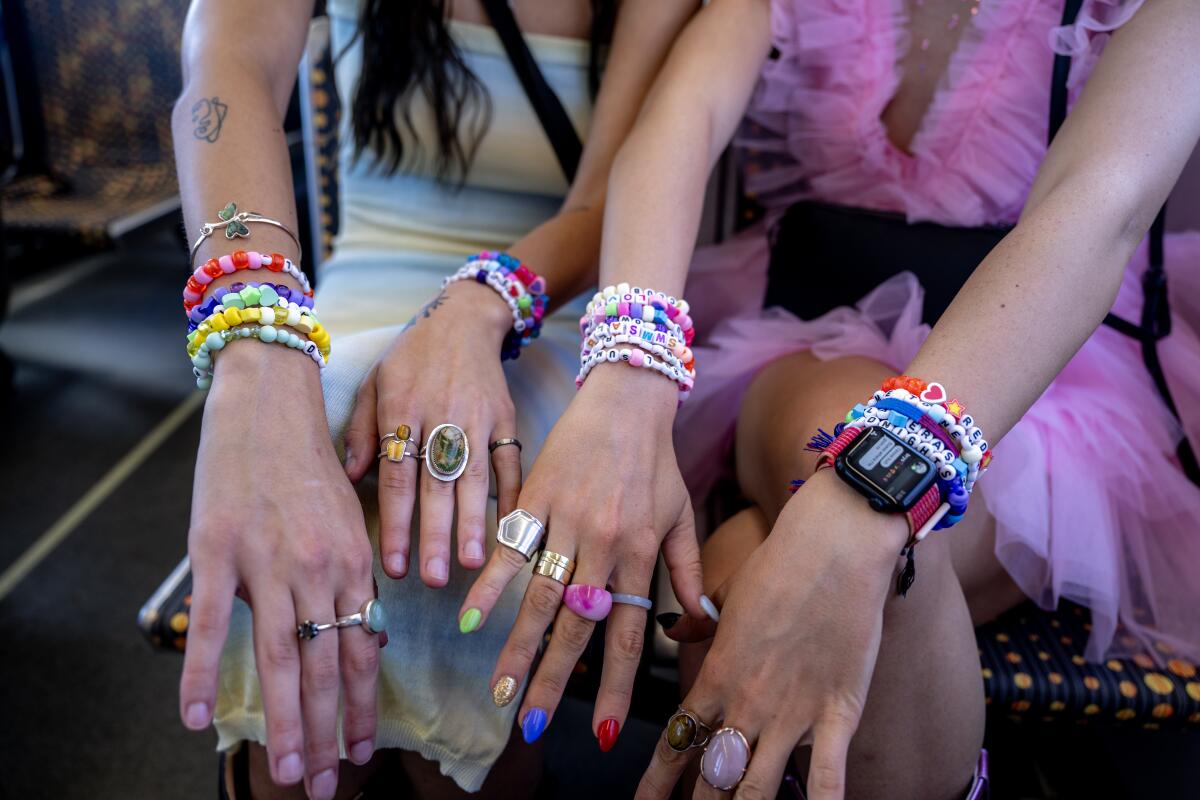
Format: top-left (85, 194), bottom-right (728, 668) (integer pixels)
top-left (183, 250), bottom-right (312, 313)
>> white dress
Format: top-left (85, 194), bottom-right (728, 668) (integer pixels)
top-left (213, 4), bottom-right (592, 790)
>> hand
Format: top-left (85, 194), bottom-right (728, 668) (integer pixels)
top-left (637, 468), bottom-right (908, 800)
top-left (342, 280), bottom-right (520, 586)
top-left (179, 345), bottom-right (380, 800)
top-left (460, 364), bottom-right (708, 749)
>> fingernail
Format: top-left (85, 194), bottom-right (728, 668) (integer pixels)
top-left (427, 556), bottom-right (448, 582)
top-left (464, 540), bottom-right (484, 562)
top-left (183, 701), bottom-right (210, 730)
top-left (277, 752), bottom-right (303, 784)
top-left (386, 553), bottom-right (407, 575)
top-left (310, 767), bottom-right (337, 800)
top-left (655, 612), bottom-right (681, 630)
top-left (348, 739), bottom-right (374, 765)
top-left (700, 594), bottom-right (721, 622)
top-left (522, 707), bottom-right (548, 743)
top-left (598, 718), bottom-right (620, 752)
top-left (459, 607), bottom-right (482, 634)
top-left (492, 675), bottom-right (517, 707)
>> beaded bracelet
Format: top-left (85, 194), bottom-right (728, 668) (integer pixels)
top-left (187, 300), bottom-right (328, 361)
top-left (188, 281), bottom-right (314, 328)
top-left (581, 321), bottom-right (695, 373)
top-left (443, 251), bottom-right (548, 361)
top-left (581, 283), bottom-right (695, 345)
top-left (183, 250), bottom-right (313, 313)
top-left (190, 323), bottom-right (325, 390)
top-left (575, 345), bottom-right (694, 401)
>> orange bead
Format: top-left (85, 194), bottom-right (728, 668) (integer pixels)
top-left (231, 250), bottom-right (249, 269)
top-left (202, 259), bottom-right (223, 278)
top-left (186, 276), bottom-right (204, 295)
top-left (267, 252), bottom-right (286, 272)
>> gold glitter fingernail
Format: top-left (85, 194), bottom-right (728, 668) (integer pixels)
top-left (492, 675), bottom-right (517, 707)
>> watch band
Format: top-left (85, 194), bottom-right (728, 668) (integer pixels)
top-left (815, 425), bottom-right (943, 535)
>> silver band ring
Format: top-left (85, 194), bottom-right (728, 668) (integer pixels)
top-left (488, 437), bottom-right (523, 454)
top-left (497, 509), bottom-right (545, 561)
top-left (298, 599), bottom-right (387, 640)
top-left (610, 592), bottom-right (653, 610)
top-left (378, 424), bottom-right (419, 464)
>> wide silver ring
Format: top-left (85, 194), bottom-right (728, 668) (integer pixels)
top-left (298, 599), bottom-right (387, 640)
top-left (497, 509), bottom-right (546, 561)
top-left (421, 423), bottom-right (469, 482)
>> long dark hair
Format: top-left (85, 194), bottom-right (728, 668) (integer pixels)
top-left (350, 1), bottom-right (616, 183)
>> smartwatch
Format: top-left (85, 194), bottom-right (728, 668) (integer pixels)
top-left (816, 426), bottom-right (943, 533)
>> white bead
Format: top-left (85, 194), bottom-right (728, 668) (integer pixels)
top-left (961, 446), bottom-right (983, 464)
top-left (286, 307), bottom-right (301, 327)
top-left (259, 306), bottom-right (275, 326)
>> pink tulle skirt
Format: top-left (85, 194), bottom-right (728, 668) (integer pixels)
top-left (677, 231), bottom-right (1200, 664)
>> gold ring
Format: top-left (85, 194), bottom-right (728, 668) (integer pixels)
top-left (533, 550), bottom-right (576, 585)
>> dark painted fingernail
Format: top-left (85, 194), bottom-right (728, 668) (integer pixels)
top-left (598, 718), bottom-right (620, 752)
top-left (656, 612), bottom-right (681, 630)
top-left (522, 707), bottom-right (548, 743)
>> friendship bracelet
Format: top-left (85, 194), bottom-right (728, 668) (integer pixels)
top-left (581, 283), bottom-right (695, 345)
top-left (575, 345), bottom-right (694, 400)
top-left (187, 301), bottom-right (327, 360)
top-left (188, 282), bottom-right (315, 328)
top-left (443, 251), bottom-right (549, 361)
top-left (582, 320), bottom-right (695, 372)
top-left (183, 250), bottom-right (313, 313)
top-left (190, 323), bottom-right (325, 390)
top-left (188, 201), bottom-right (303, 268)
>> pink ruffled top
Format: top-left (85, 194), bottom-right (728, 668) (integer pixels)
top-left (739, 0), bottom-right (1146, 228)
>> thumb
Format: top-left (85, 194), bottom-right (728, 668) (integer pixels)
top-left (661, 496), bottom-right (706, 621)
top-left (344, 366), bottom-right (380, 483)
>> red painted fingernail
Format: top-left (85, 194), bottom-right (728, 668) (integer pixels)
top-left (598, 718), bottom-right (620, 752)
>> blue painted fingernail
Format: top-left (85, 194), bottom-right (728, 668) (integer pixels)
top-left (700, 594), bottom-right (721, 622)
top-left (522, 707), bottom-right (548, 743)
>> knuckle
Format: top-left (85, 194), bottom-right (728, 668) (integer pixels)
top-left (266, 714), bottom-right (304, 749)
top-left (423, 474), bottom-right (455, 497)
top-left (458, 514), bottom-right (487, 540)
top-left (496, 545), bottom-right (529, 573)
top-left (303, 654), bottom-right (342, 693)
top-left (507, 638), bottom-right (540, 667)
top-left (811, 761), bottom-right (845, 795)
top-left (735, 778), bottom-right (774, 800)
top-left (380, 465), bottom-right (416, 495)
top-left (463, 456), bottom-right (489, 484)
top-left (525, 582), bottom-right (564, 617)
top-left (298, 545), bottom-right (334, 579)
top-left (554, 613), bottom-right (594, 651)
top-left (262, 634), bottom-right (300, 671)
top-left (188, 608), bottom-right (227, 641)
top-left (304, 732), bottom-right (340, 764)
top-left (531, 668), bottom-right (568, 700)
top-left (821, 697), bottom-right (864, 730)
top-left (610, 625), bottom-right (645, 662)
top-left (345, 640), bottom-right (379, 676)
top-left (626, 541), bottom-right (659, 574)
top-left (343, 547), bottom-right (374, 580)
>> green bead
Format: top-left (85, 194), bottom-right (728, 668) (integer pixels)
top-left (239, 286), bottom-right (261, 306)
top-left (517, 295), bottom-right (532, 310)
top-left (257, 285), bottom-right (280, 306)
top-left (459, 608), bottom-right (482, 634)
top-left (222, 293), bottom-right (245, 310)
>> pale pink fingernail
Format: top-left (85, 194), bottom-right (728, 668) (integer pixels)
top-left (427, 556), bottom-right (448, 581)
top-left (311, 767), bottom-right (337, 800)
top-left (184, 702), bottom-right (209, 730)
top-left (349, 739), bottom-right (374, 765)
top-left (277, 752), bottom-right (303, 784)
top-left (464, 540), bottom-right (484, 561)
top-left (386, 553), bottom-right (407, 575)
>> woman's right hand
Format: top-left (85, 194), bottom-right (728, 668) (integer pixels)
top-left (178, 344), bottom-right (380, 800)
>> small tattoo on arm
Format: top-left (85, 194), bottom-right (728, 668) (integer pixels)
top-left (406, 290), bottom-right (449, 328)
top-left (191, 97), bottom-right (228, 143)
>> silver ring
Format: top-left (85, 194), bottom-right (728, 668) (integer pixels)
top-left (422, 423), bottom-right (469, 481)
top-left (497, 509), bottom-right (545, 561)
top-left (610, 592), bottom-right (653, 610)
top-left (298, 599), bottom-right (386, 640)
top-left (378, 427), bottom-right (419, 464)
top-left (488, 437), bottom-right (523, 454)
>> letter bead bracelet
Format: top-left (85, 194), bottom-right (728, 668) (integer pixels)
top-left (190, 324), bottom-right (325, 390)
top-left (575, 283), bottom-right (697, 401)
top-left (183, 250), bottom-right (313, 314)
top-left (443, 251), bottom-right (549, 361)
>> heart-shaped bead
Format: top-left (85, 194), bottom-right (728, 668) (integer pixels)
top-left (920, 382), bottom-right (947, 404)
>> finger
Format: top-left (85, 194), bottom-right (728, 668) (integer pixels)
top-left (659, 579), bottom-right (729, 643)
top-left (592, 567), bottom-right (656, 753)
top-left (635, 676), bottom-right (724, 800)
top-left (518, 548), bottom-right (609, 743)
top-left (489, 527), bottom-right (570, 712)
top-left (294, 588), bottom-right (341, 800)
top-left (489, 422), bottom-right (522, 523)
top-left (337, 578), bottom-right (381, 767)
top-left (417, 420), bottom-right (461, 587)
top-left (247, 580), bottom-right (306, 788)
top-left (662, 497), bottom-right (707, 620)
top-left (458, 494), bottom-right (549, 635)
top-left (179, 557), bottom-right (236, 731)
top-left (806, 714), bottom-right (857, 800)
top-left (454, 419), bottom-right (491, 570)
top-left (377, 412), bottom-right (419, 579)
top-left (694, 720), bottom-right (763, 800)
top-left (734, 726), bottom-right (797, 800)
top-left (343, 366), bottom-right (379, 482)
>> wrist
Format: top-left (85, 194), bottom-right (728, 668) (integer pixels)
top-left (578, 360), bottom-right (679, 426)
top-left (800, 468), bottom-right (911, 561)
top-left (442, 280), bottom-right (516, 341)
top-left (208, 339), bottom-right (325, 408)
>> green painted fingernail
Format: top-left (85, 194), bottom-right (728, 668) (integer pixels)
top-left (459, 608), bottom-right (482, 634)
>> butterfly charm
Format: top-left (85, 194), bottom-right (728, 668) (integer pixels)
top-left (217, 201), bottom-right (237, 221)
top-left (224, 219), bottom-right (250, 239)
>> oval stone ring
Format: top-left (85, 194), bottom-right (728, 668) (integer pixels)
top-left (665, 706), bottom-right (712, 752)
top-left (297, 599), bottom-right (387, 641)
top-left (700, 726), bottom-right (752, 791)
top-left (420, 423), bottom-right (469, 481)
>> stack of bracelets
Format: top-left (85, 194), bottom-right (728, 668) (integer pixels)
top-left (798, 374), bottom-right (994, 595)
top-left (576, 283), bottom-right (697, 401)
top-left (444, 251), bottom-right (549, 361)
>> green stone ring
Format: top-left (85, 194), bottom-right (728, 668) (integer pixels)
top-left (297, 599), bottom-right (387, 640)
top-left (421, 423), bottom-right (469, 482)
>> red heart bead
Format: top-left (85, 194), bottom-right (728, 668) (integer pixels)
top-left (920, 382), bottom-right (947, 403)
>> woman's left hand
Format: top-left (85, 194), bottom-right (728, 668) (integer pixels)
top-left (637, 468), bottom-right (908, 800)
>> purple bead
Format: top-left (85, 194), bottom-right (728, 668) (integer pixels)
top-left (230, 281), bottom-right (246, 293)
top-left (275, 284), bottom-right (292, 299)
top-left (475, 271), bottom-right (488, 283)
top-left (212, 286), bottom-right (229, 300)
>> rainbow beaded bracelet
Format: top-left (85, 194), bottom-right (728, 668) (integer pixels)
top-left (190, 323), bottom-right (325, 390)
top-left (188, 281), bottom-right (314, 329)
top-left (444, 251), bottom-right (548, 361)
top-left (183, 250), bottom-right (312, 313)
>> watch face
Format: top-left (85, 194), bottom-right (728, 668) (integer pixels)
top-left (836, 427), bottom-right (936, 512)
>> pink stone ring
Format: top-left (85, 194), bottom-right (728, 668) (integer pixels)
top-left (700, 726), bottom-right (751, 791)
top-left (562, 584), bottom-right (613, 622)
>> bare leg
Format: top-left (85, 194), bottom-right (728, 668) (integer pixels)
top-left (697, 352), bottom-right (1028, 800)
top-left (244, 742), bottom-right (382, 799)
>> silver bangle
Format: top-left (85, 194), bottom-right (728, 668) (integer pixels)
top-left (189, 201), bottom-right (303, 267)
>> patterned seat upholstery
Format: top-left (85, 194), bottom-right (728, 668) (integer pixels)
top-left (298, 15), bottom-right (341, 271)
top-left (978, 601), bottom-right (1200, 729)
top-left (0, 0), bottom-right (183, 244)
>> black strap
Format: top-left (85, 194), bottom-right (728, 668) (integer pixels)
top-left (479, 0), bottom-right (582, 183)
top-left (1049, 0), bottom-right (1199, 484)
